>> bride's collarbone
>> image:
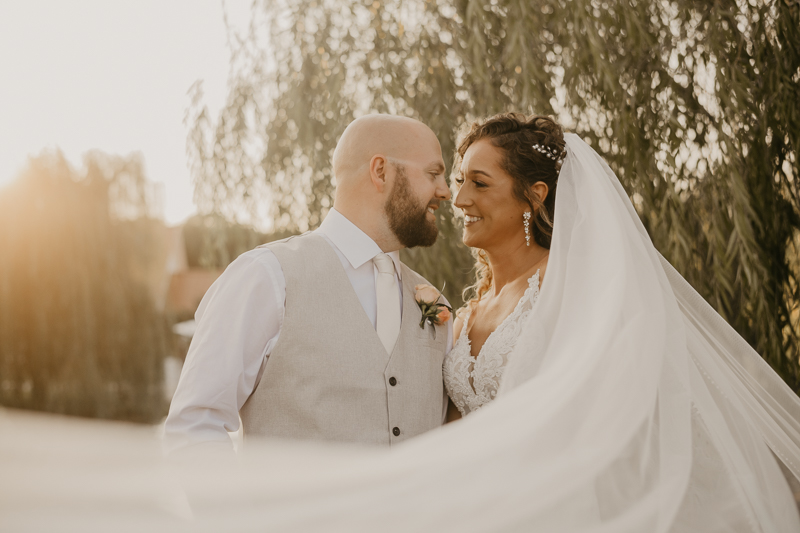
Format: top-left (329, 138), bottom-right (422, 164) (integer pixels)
top-left (466, 286), bottom-right (528, 356)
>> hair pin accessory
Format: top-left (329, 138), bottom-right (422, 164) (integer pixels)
top-left (532, 143), bottom-right (559, 161)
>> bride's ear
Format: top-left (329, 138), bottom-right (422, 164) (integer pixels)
top-left (527, 182), bottom-right (549, 210)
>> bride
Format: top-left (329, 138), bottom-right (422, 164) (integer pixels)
top-left (441, 112), bottom-right (800, 530)
top-left (444, 114), bottom-right (558, 420)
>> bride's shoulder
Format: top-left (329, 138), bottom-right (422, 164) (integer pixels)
top-left (534, 260), bottom-right (548, 290)
top-left (452, 303), bottom-right (474, 341)
top-left (453, 313), bottom-right (465, 342)
top-left (453, 309), bottom-right (464, 341)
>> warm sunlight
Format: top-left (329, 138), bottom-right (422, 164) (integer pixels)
top-left (1, 1), bottom-right (798, 530)
top-left (0, 0), bottom-right (248, 224)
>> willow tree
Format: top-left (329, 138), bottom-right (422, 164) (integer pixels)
top-left (188, 0), bottom-right (800, 389)
top-left (0, 151), bottom-right (168, 422)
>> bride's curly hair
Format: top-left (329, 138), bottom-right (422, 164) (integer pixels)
top-left (453, 113), bottom-right (566, 310)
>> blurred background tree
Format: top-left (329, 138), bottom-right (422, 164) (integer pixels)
top-left (188, 0), bottom-right (800, 390)
top-left (0, 151), bottom-right (169, 422)
top-left (182, 213), bottom-right (274, 269)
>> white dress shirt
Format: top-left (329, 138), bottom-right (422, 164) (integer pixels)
top-left (165, 209), bottom-right (453, 451)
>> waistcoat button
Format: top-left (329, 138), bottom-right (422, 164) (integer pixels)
top-left (389, 377), bottom-right (397, 386)
top-left (392, 427), bottom-right (400, 436)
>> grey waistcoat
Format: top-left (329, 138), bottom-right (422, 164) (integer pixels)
top-left (239, 233), bottom-right (447, 446)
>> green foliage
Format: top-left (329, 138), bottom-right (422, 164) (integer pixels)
top-left (189, 0), bottom-right (800, 389)
top-left (182, 213), bottom-right (275, 269)
top-left (0, 151), bottom-right (168, 422)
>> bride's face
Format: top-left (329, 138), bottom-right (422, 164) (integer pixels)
top-left (454, 139), bottom-right (529, 250)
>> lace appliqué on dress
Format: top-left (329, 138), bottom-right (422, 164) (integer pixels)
top-left (443, 271), bottom-right (541, 417)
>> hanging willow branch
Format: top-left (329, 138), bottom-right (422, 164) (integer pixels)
top-left (189, 0), bottom-right (800, 390)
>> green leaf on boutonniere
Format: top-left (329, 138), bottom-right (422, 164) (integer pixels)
top-left (414, 283), bottom-right (453, 332)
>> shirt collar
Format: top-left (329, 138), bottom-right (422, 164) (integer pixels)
top-left (316, 209), bottom-right (403, 279)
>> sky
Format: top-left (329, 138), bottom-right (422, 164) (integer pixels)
top-left (0, 0), bottom-right (250, 225)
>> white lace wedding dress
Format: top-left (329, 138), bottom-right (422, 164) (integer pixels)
top-left (444, 271), bottom-right (540, 417)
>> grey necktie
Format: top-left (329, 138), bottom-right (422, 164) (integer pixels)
top-left (373, 253), bottom-right (401, 354)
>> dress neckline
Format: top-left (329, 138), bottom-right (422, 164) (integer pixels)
top-left (460, 269), bottom-right (540, 361)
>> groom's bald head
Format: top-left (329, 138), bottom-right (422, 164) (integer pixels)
top-left (332, 114), bottom-right (440, 192)
top-left (331, 114), bottom-right (449, 252)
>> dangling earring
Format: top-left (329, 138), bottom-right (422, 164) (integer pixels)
top-left (523, 211), bottom-right (532, 246)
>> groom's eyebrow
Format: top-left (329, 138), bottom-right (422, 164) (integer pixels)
top-left (428, 162), bottom-right (446, 174)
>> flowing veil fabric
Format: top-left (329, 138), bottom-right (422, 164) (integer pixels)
top-left (2, 134), bottom-right (800, 532)
top-left (498, 133), bottom-right (800, 531)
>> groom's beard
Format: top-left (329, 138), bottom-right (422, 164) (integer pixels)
top-left (385, 165), bottom-right (439, 248)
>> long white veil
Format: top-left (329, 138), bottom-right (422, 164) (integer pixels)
top-left (2, 134), bottom-right (799, 532)
top-left (499, 133), bottom-right (800, 531)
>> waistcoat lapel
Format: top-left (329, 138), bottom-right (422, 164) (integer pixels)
top-left (310, 235), bottom-right (392, 358)
top-left (385, 270), bottom-right (428, 368)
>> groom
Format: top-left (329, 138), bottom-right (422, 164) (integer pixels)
top-left (165, 114), bottom-right (453, 452)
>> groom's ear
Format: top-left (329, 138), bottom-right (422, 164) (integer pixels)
top-left (369, 154), bottom-right (389, 192)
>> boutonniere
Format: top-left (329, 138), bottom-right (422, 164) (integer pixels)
top-left (414, 284), bottom-right (453, 333)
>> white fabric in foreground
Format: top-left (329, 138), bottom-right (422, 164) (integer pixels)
top-left (2, 134), bottom-right (799, 532)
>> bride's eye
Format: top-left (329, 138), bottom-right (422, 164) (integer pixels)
top-left (454, 176), bottom-right (465, 186)
top-left (474, 180), bottom-right (487, 189)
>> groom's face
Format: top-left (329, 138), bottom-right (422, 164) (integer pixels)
top-left (384, 143), bottom-right (449, 248)
top-left (378, 125), bottom-right (449, 248)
